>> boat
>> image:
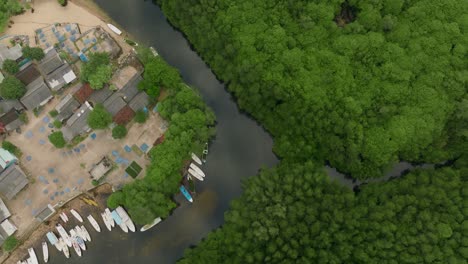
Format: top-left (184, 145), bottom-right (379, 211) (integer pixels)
top-left (80, 225), bottom-right (91, 241)
top-left (105, 208), bottom-right (115, 227)
top-left (74, 233), bottom-right (86, 251)
top-left (101, 212), bottom-right (112, 231)
top-left (60, 238), bottom-right (70, 258)
top-left (191, 153), bottom-right (202, 165)
top-left (87, 215), bottom-right (101, 232)
top-left (149, 46), bottom-right (158, 57)
top-left (26, 258), bottom-right (33, 264)
top-left (70, 209), bottom-right (83, 222)
top-left (180, 185), bottom-right (193, 203)
top-left (46, 232), bottom-right (58, 246)
top-left (28, 248), bottom-right (38, 264)
top-left (188, 168), bottom-right (204, 181)
top-left (71, 239), bottom-right (82, 257)
top-left (202, 142), bottom-right (208, 163)
top-left (111, 210), bottom-right (128, 233)
top-left (59, 213), bottom-right (67, 223)
top-left (189, 163), bottom-right (205, 177)
top-left (116, 207), bottom-right (135, 232)
top-left (107, 24), bottom-right (122, 35)
top-left (62, 212), bottom-right (69, 222)
top-left (140, 217), bottom-right (162, 232)
top-left (55, 224), bottom-right (72, 247)
top-left (42, 242), bottom-right (48, 263)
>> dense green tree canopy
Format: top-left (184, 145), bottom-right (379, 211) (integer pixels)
top-left (0, 76), bottom-right (25, 99)
top-left (2, 59), bottom-right (19, 74)
top-left (112, 125), bottom-right (127, 139)
top-left (87, 104), bottom-right (112, 129)
top-left (48, 131), bottom-right (66, 148)
top-left (0, 0), bottom-right (22, 32)
top-left (138, 56), bottom-right (182, 98)
top-left (22, 46), bottom-right (45, 61)
top-left (81, 52), bottom-right (112, 89)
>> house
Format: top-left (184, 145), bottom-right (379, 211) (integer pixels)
top-left (0, 44), bottom-right (22, 68)
top-left (88, 86), bottom-right (112, 104)
top-left (62, 101), bottom-right (93, 141)
top-left (0, 99), bottom-right (23, 114)
top-left (20, 77), bottom-right (53, 110)
top-left (15, 63), bottom-right (41, 86)
top-left (45, 63), bottom-right (77, 91)
top-left (73, 83), bottom-right (94, 104)
top-left (0, 109), bottom-right (23, 133)
top-left (0, 164), bottom-right (28, 200)
top-left (103, 93), bottom-right (126, 117)
top-left (128, 92), bottom-right (149, 112)
top-left (119, 74), bottom-right (142, 102)
top-left (55, 94), bottom-right (80, 122)
top-left (0, 148), bottom-right (17, 171)
top-left (114, 105), bottom-right (135, 125)
top-left (0, 198), bottom-right (14, 246)
top-left (0, 198), bottom-right (10, 222)
top-left (38, 48), bottom-right (65, 75)
top-left (34, 204), bottom-right (55, 222)
top-left (110, 66), bottom-right (142, 102)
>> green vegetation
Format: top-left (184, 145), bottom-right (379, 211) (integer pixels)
top-left (2, 235), bottom-right (18, 252)
top-left (53, 120), bottom-right (62, 129)
top-left (18, 112), bottom-right (28, 123)
top-left (0, 76), bottom-right (25, 99)
top-left (80, 52), bottom-right (112, 89)
top-left (0, 0), bottom-right (23, 33)
top-left (48, 131), bottom-right (66, 148)
top-left (57, 0), bottom-right (67, 6)
top-left (125, 161), bottom-right (142, 178)
top-left (2, 140), bottom-right (21, 157)
top-left (134, 109), bottom-right (147, 123)
top-left (91, 179), bottom-right (99, 186)
top-left (2, 59), bottom-right (19, 74)
top-left (49, 109), bottom-right (58, 118)
top-left (112, 125), bottom-right (127, 139)
top-left (138, 56), bottom-right (182, 98)
top-left (107, 47), bottom-right (215, 225)
top-left (87, 104), bottom-right (112, 129)
top-left (22, 46), bottom-right (45, 61)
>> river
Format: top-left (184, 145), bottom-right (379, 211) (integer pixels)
top-left (48, 1), bottom-right (278, 263)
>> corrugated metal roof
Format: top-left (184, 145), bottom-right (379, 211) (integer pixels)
top-left (0, 165), bottom-right (28, 200)
top-left (128, 92), bottom-right (149, 112)
top-left (103, 93), bottom-right (126, 116)
top-left (21, 78), bottom-right (53, 110)
top-left (38, 48), bottom-right (64, 75)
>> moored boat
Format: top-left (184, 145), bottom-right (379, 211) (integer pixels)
top-left (87, 215), bottom-right (101, 232)
top-left (80, 225), bottom-right (91, 241)
top-left (140, 217), bottom-right (162, 232)
top-left (188, 168), bottom-right (204, 181)
top-left (76, 236), bottom-right (86, 251)
top-left (28, 248), bottom-right (38, 264)
top-left (191, 153), bottom-right (202, 165)
top-left (59, 213), bottom-right (67, 223)
top-left (46, 232), bottom-right (58, 247)
top-left (116, 207), bottom-right (135, 232)
top-left (70, 209), bottom-right (83, 222)
top-left (101, 212), bottom-right (112, 231)
top-left (189, 163), bottom-right (205, 177)
top-left (42, 242), bottom-right (48, 263)
top-left (26, 258), bottom-right (33, 264)
top-left (56, 224), bottom-right (72, 247)
top-left (180, 185), bottom-right (193, 203)
top-left (60, 238), bottom-right (70, 258)
top-left (61, 212), bottom-right (69, 222)
top-left (105, 208), bottom-right (115, 227)
top-left (71, 239), bottom-right (82, 257)
top-left (111, 210), bottom-right (128, 233)
top-left (107, 24), bottom-right (122, 35)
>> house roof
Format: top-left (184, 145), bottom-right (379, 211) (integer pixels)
top-left (119, 74), bottom-right (142, 102)
top-left (21, 77), bottom-right (53, 110)
top-left (15, 64), bottom-right (41, 85)
top-left (128, 92), bottom-right (149, 112)
top-left (113, 105), bottom-right (135, 125)
top-left (0, 164), bottom-right (28, 200)
top-left (0, 44), bottom-right (22, 67)
top-left (89, 86), bottom-right (112, 104)
top-left (0, 219), bottom-right (17, 236)
top-left (63, 101), bottom-right (93, 141)
top-left (0, 148), bottom-right (16, 171)
top-left (55, 94), bottom-right (80, 122)
top-left (45, 63), bottom-right (76, 91)
top-left (110, 66), bottom-right (138, 90)
top-left (73, 83), bottom-right (94, 104)
top-left (103, 93), bottom-right (126, 116)
top-left (38, 48), bottom-right (64, 75)
top-left (0, 109), bottom-right (23, 132)
top-left (0, 198), bottom-right (10, 222)
top-left (34, 204), bottom-right (55, 222)
top-left (0, 99), bottom-right (23, 114)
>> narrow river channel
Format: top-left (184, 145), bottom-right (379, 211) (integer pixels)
top-left (49, 1), bottom-right (278, 263)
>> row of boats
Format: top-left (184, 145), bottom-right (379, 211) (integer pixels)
top-left (180, 153), bottom-right (207, 203)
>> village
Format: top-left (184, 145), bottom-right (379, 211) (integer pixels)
top-left (0, 6), bottom-right (168, 263)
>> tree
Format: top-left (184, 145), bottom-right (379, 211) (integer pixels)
top-left (48, 131), bottom-right (66, 148)
top-left (80, 52), bottom-right (112, 90)
top-left (0, 0), bottom-right (23, 32)
top-left (138, 56), bottom-right (182, 97)
top-left (134, 110), bottom-right (147, 123)
top-left (2, 59), bottom-right (19, 74)
top-left (0, 76), bottom-right (26, 99)
top-left (57, 0), bottom-right (67, 6)
top-left (2, 236), bottom-right (18, 252)
top-left (22, 46), bottom-right (45, 60)
top-left (53, 120), bottom-right (62, 128)
top-left (2, 140), bottom-right (19, 156)
top-left (112, 125), bottom-right (127, 139)
top-left (87, 104), bottom-right (112, 129)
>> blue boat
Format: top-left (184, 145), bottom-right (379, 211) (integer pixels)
top-left (180, 186), bottom-right (193, 203)
top-left (111, 211), bottom-right (123, 225)
top-left (46, 232), bottom-right (58, 245)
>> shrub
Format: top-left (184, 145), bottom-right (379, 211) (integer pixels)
top-left (134, 110), bottom-right (147, 123)
top-left (91, 179), bottom-right (99, 186)
top-left (2, 59), bottom-right (19, 74)
top-left (53, 120), bottom-right (62, 128)
top-left (2, 141), bottom-right (19, 156)
top-left (112, 125), bottom-right (127, 139)
top-left (0, 76), bottom-right (26, 99)
top-left (87, 104), bottom-right (112, 129)
top-left (49, 109), bottom-right (58, 117)
top-left (3, 236), bottom-right (18, 252)
top-left (22, 46), bottom-right (45, 60)
top-left (18, 112), bottom-right (28, 123)
top-left (57, 0), bottom-right (67, 6)
top-left (48, 131), bottom-right (66, 148)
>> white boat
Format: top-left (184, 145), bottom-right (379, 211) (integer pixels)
top-left (26, 258), bottom-right (33, 264)
top-left (80, 225), bottom-right (91, 241)
top-left (111, 210), bottom-right (128, 233)
top-left (70, 209), bottom-right (83, 222)
top-left (140, 217), bottom-right (162, 232)
top-left (101, 212), bottom-right (112, 231)
top-left (189, 163), bottom-right (205, 177)
top-left (46, 232), bottom-right (58, 246)
top-left (87, 215), bottom-right (101, 232)
top-left (116, 206), bottom-right (135, 232)
top-left (107, 24), bottom-right (122, 35)
top-left (188, 168), bottom-right (204, 181)
top-left (149, 46), bottom-right (158, 57)
top-left (74, 234), bottom-right (86, 251)
top-left (74, 226), bottom-right (85, 242)
top-left (59, 213), bottom-right (67, 223)
top-left (56, 224), bottom-right (72, 248)
top-left (191, 153), bottom-right (202, 165)
top-left (105, 208), bottom-right (115, 227)
top-left (61, 212), bottom-right (69, 222)
top-left (28, 248), bottom-right (38, 264)
top-left (42, 242), bottom-right (49, 263)
top-left (60, 238), bottom-right (70, 258)
top-left (71, 239), bottom-right (82, 257)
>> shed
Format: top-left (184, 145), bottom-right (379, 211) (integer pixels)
top-left (0, 198), bottom-right (11, 222)
top-left (0, 219), bottom-right (17, 236)
top-left (73, 83), bottom-right (94, 104)
top-left (20, 78), bottom-right (53, 110)
top-left (0, 99), bottom-right (23, 114)
top-left (0, 165), bottom-right (28, 200)
top-left (38, 48), bottom-right (64, 75)
top-left (0, 148), bottom-right (17, 171)
top-left (15, 64), bottom-right (41, 85)
top-left (34, 204), bottom-right (55, 222)
top-left (89, 86), bottom-right (112, 104)
top-left (128, 92), bottom-right (149, 112)
top-left (0, 44), bottom-right (22, 67)
top-left (45, 63), bottom-right (77, 91)
top-left (55, 94), bottom-right (80, 122)
top-left (103, 93), bottom-right (126, 116)
top-left (0, 109), bottom-right (23, 132)
top-left (62, 101), bottom-right (93, 141)
top-left (120, 74), bottom-right (142, 102)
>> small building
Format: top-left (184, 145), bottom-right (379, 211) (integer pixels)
top-left (34, 204), bottom-right (55, 222)
top-left (45, 63), bottom-right (77, 91)
top-left (110, 66), bottom-right (142, 103)
top-left (0, 44), bottom-right (22, 68)
top-left (128, 92), bottom-right (149, 112)
top-left (103, 93), bottom-right (126, 117)
top-left (55, 94), bottom-right (80, 122)
top-left (88, 86), bottom-right (112, 105)
top-left (38, 48), bottom-right (65, 75)
top-left (0, 148), bottom-right (17, 171)
top-left (62, 101), bottom-right (93, 141)
top-left (89, 156), bottom-right (112, 180)
top-left (0, 219), bottom-right (17, 237)
top-left (0, 198), bottom-right (11, 222)
top-left (20, 77), bottom-right (53, 110)
top-left (0, 164), bottom-right (29, 200)
top-left (15, 63), bottom-right (41, 86)
top-left (73, 83), bottom-right (94, 104)
top-left (0, 109), bottom-right (24, 133)
top-left (0, 99), bottom-right (23, 114)
top-left (113, 105), bottom-right (135, 125)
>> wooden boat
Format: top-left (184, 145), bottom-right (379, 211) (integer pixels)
top-left (28, 248), bottom-right (38, 264)
top-left (107, 24), bottom-right (122, 35)
top-left (59, 238), bottom-right (70, 258)
top-left (188, 168), bottom-right (204, 181)
top-left (116, 207), bottom-right (135, 232)
top-left (180, 185), bottom-right (193, 203)
top-left (80, 225), bottom-right (91, 242)
top-left (70, 209), bottom-right (83, 222)
top-left (55, 224), bottom-right (72, 247)
top-left (191, 153), bottom-right (202, 165)
top-left (42, 242), bottom-right (49, 263)
top-left (71, 239), bottom-right (82, 257)
top-left (189, 163), bottom-right (205, 177)
top-left (111, 210), bottom-right (128, 233)
top-left (140, 217), bottom-right (162, 232)
top-left (87, 215), bottom-right (101, 232)
top-left (101, 212), bottom-right (112, 231)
